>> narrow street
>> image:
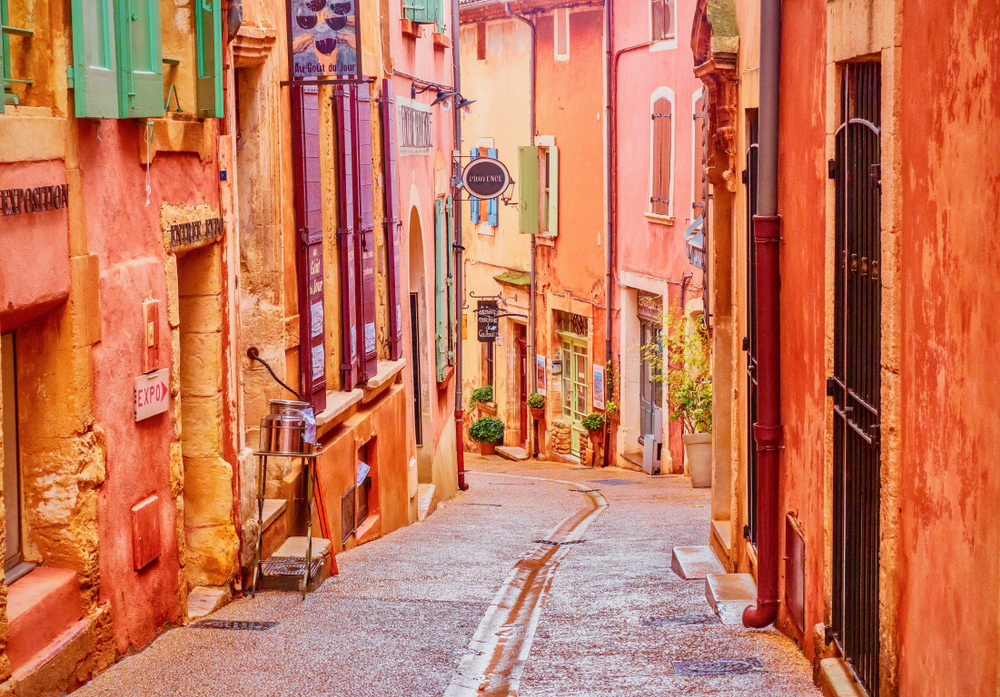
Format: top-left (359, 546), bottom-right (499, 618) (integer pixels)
top-left (75, 457), bottom-right (818, 697)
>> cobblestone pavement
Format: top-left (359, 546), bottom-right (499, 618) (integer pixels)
top-left (75, 456), bottom-right (821, 697)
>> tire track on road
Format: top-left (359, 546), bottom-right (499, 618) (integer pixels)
top-left (444, 472), bottom-right (609, 697)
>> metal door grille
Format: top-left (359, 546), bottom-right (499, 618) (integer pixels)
top-left (744, 113), bottom-right (759, 546)
top-left (831, 61), bottom-right (882, 695)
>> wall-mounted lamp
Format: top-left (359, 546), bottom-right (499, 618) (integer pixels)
top-left (431, 90), bottom-right (457, 106)
top-left (456, 96), bottom-right (476, 109)
top-left (411, 83), bottom-right (436, 100)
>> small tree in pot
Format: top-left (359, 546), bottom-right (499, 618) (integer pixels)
top-left (526, 392), bottom-right (545, 420)
top-left (469, 416), bottom-right (505, 455)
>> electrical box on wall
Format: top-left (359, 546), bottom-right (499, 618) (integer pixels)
top-left (131, 495), bottom-right (161, 570)
top-left (143, 298), bottom-right (160, 373)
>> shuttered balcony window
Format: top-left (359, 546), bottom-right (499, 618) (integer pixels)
top-left (650, 0), bottom-right (675, 42)
top-left (650, 96), bottom-right (672, 217)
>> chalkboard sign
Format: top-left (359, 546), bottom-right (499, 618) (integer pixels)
top-left (477, 300), bottom-right (499, 342)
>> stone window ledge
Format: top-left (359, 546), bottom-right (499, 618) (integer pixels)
top-left (644, 212), bottom-right (676, 226)
top-left (535, 233), bottom-right (556, 247)
top-left (818, 657), bottom-right (869, 697)
top-left (140, 116), bottom-right (213, 165)
top-left (0, 113), bottom-right (66, 164)
top-left (362, 359), bottom-right (406, 404)
top-left (315, 388), bottom-right (364, 440)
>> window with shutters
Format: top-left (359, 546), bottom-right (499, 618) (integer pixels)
top-left (649, 89), bottom-right (674, 220)
top-left (517, 143), bottom-right (558, 236)
top-left (404, 0), bottom-right (445, 33)
top-left (470, 144), bottom-right (500, 234)
top-left (434, 196), bottom-right (449, 382)
top-left (553, 8), bottom-right (569, 62)
top-left (650, 0), bottom-right (675, 43)
top-left (1, 0), bottom-right (38, 112)
top-left (66, 0), bottom-right (221, 119)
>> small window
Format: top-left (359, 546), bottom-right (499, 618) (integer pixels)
top-left (553, 8), bottom-right (569, 61)
top-left (651, 0), bottom-right (676, 42)
top-left (476, 22), bottom-right (486, 61)
top-left (650, 95), bottom-right (673, 217)
top-left (1, 0), bottom-right (39, 112)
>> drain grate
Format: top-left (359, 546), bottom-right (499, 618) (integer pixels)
top-left (534, 539), bottom-right (586, 546)
top-left (641, 614), bottom-right (721, 627)
top-left (589, 478), bottom-right (641, 486)
top-left (261, 556), bottom-right (324, 578)
top-left (191, 619), bottom-right (277, 631)
top-left (570, 488), bottom-right (600, 493)
top-left (672, 658), bottom-right (764, 676)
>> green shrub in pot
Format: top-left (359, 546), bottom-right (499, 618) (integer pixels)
top-left (581, 412), bottom-right (605, 433)
top-left (468, 416), bottom-right (505, 444)
top-left (469, 385), bottom-right (494, 409)
top-left (526, 392), bottom-right (545, 409)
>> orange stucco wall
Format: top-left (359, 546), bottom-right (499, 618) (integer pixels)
top-left (896, 3), bottom-right (1000, 693)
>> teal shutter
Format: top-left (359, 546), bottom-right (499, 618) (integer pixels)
top-left (434, 198), bottom-right (448, 381)
top-left (404, 0), bottom-right (431, 25)
top-left (0, 4), bottom-right (5, 114)
top-left (115, 0), bottom-right (163, 118)
top-left (195, 0), bottom-right (222, 118)
top-left (71, 0), bottom-right (120, 118)
top-left (446, 194), bottom-right (455, 365)
top-left (470, 148), bottom-right (480, 224)
top-left (518, 146), bottom-right (539, 234)
top-left (547, 146), bottom-right (558, 235)
top-left (487, 147), bottom-right (499, 226)
top-left (435, 0), bottom-right (445, 33)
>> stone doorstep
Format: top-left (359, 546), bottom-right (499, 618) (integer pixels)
top-left (819, 657), bottom-right (870, 697)
top-left (671, 546), bottom-right (726, 580)
top-left (186, 586), bottom-right (232, 621)
top-left (705, 573), bottom-right (757, 626)
top-left (254, 498), bottom-right (290, 561)
top-left (11, 617), bottom-right (88, 685)
top-left (417, 483), bottom-right (437, 522)
top-left (273, 536), bottom-right (332, 559)
top-left (496, 445), bottom-right (529, 461)
top-left (6, 567), bottom-right (83, 674)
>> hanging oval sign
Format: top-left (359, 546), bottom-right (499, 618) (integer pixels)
top-left (461, 157), bottom-right (511, 200)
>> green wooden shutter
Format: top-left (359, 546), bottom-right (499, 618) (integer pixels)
top-left (195, 0), bottom-right (222, 118)
top-left (435, 0), bottom-right (445, 33)
top-left (0, 9), bottom-right (5, 114)
top-left (404, 0), bottom-right (431, 25)
top-left (434, 197), bottom-right (448, 381)
top-left (71, 0), bottom-right (120, 118)
top-left (115, 0), bottom-right (163, 118)
top-left (547, 146), bottom-right (559, 236)
top-left (446, 194), bottom-right (455, 366)
top-left (518, 145), bottom-right (539, 235)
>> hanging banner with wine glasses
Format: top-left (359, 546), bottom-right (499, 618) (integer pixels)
top-left (287, 0), bottom-right (362, 82)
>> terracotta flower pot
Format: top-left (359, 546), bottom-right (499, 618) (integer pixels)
top-left (587, 429), bottom-right (603, 448)
top-left (529, 406), bottom-right (545, 420)
top-left (683, 433), bottom-right (713, 488)
top-left (478, 441), bottom-right (497, 456)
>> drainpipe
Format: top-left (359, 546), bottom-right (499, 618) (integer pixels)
top-left (505, 3), bottom-right (537, 454)
top-left (453, 0), bottom-right (469, 490)
top-left (742, 0), bottom-right (781, 629)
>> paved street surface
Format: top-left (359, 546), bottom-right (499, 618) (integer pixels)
top-left (76, 457), bottom-right (820, 696)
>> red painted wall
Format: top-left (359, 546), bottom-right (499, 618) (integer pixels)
top-left (897, 3), bottom-right (1000, 693)
top-left (81, 118), bottom-right (221, 653)
top-left (775, 0), bottom-right (827, 658)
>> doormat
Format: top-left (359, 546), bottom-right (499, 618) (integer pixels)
top-left (641, 614), bottom-right (720, 627)
top-left (672, 658), bottom-right (764, 676)
top-left (589, 478), bottom-right (641, 486)
top-left (191, 620), bottom-right (277, 631)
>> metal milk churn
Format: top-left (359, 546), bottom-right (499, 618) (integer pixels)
top-left (259, 399), bottom-right (311, 454)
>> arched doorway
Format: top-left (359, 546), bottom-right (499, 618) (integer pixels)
top-left (408, 206), bottom-right (432, 480)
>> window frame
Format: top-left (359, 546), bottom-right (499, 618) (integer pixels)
top-left (553, 8), bottom-right (570, 62)
top-left (649, 0), bottom-right (677, 51)
top-left (648, 87), bottom-right (676, 221)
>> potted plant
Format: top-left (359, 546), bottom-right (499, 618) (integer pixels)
top-left (470, 385), bottom-right (495, 416)
top-left (527, 392), bottom-right (545, 420)
top-left (605, 399), bottom-right (620, 425)
top-left (645, 306), bottom-right (713, 487)
top-left (469, 416), bottom-right (505, 455)
top-left (581, 412), bottom-right (605, 451)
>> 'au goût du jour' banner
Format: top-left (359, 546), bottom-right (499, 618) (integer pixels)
top-left (289, 0), bottom-right (360, 81)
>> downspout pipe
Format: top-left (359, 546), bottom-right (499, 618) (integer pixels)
top-left (452, 0), bottom-right (469, 490)
top-left (505, 3), bottom-right (538, 454)
top-left (603, 0), bottom-right (613, 467)
top-left (743, 0), bottom-right (782, 629)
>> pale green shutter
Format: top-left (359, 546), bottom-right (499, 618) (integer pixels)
top-left (435, 0), bottom-right (445, 33)
top-left (435, 198), bottom-right (448, 381)
top-left (518, 146), bottom-right (539, 235)
top-left (196, 0), bottom-right (222, 118)
top-left (404, 0), bottom-right (431, 25)
top-left (547, 146), bottom-right (559, 236)
top-left (115, 0), bottom-right (163, 118)
top-left (446, 195), bottom-right (455, 365)
top-left (0, 9), bottom-right (5, 114)
top-left (71, 0), bottom-right (120, 118)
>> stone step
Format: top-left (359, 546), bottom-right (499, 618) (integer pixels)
top-left (417, 483), bottom-right (437, 521)
top-left (6, 567), bottom-right (83, 674)
top-left (496, 445), bottom-right (529, 461)
top-left (259, 536), bottom-right (333, 593)
top-left (705, 573), bottom-right (757, 625)
top-left (187, 585), bottom-right (232, 621)
top-left (671, 546), bottom-right (726, 580)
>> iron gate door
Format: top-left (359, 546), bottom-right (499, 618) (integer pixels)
top-left (831, 61), bottom-right (882, 694)
top-left (744, 113), bottom-right (760, 547)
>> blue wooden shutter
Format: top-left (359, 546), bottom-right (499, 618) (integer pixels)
top-left (335, 84), bottom-right (360, 389)
top-left (469, 148), bottom-right (480, 224)
top-left (195, 0), bottom-right (222, 118)
top-left (70, 0), bottom-right (120, 118)
top-left (487, 147), bottom-right (499, 226)
top-left (381, 79), bottom-right (403, 361)
top-left (114, 0), bottom-right (163, 117)
top-left (291, 86), bottom-right (327, 413)
top-left (434, 197), bottom-right (447, 381)
top-left (355, 82), bottom-right (378, 382)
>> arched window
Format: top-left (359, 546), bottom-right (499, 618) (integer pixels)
top-left (651, 96), bottom-right (673, 216)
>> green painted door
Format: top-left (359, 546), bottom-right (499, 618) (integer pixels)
top-left (561, 338), bottom-right (588, 456)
